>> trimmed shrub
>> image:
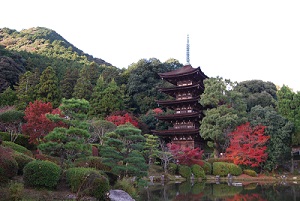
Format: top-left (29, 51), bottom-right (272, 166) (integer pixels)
top-left (2, 141), bottom-right (33, 157)
top-left (167, 163), bottom-right (178, 175)
top-left (0, 110), bottom-right (24, 122)
top-left (23, 160), bottom-right (61, 189)
top-left (178, 165), bottom-right (192, 178)
top-left (226, 163), bottom-right (242, 176)
top-left (13, 152), bottom-right (34, 174)
top-left (0, 146), bottom-right (18, 182)
top-left (74, 156), bottom-right (111, 171)
top-left (191, 164), bottom-right (206, 179)
top-left (212, 162), bottom-right (229, 176)
top-left (66, 167), bottom-right (109, 200)
top-left (202, 161), bottom-right (212, 175)
top-left (243, 169), bottom-right (258, 177)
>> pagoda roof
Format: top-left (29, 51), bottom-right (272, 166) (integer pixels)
top-left (158, 65), bottom-right (208, 79)
top-left (152, 128), bottom-right (199, 136)
top-left (155, 112), bottom-right (200, 120)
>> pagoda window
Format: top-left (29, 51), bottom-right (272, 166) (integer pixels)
top-left (177, 80), bottom-right (193, 86)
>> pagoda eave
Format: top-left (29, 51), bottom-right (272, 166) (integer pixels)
top-left (155, 112), bottom-right (200, 120)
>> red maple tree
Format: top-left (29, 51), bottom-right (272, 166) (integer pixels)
top-left (106, 111), bottom-right (139, 128)
top-left (225, 122), bottom-right (269, 167)
top-left (167, 143), bottom-right (204, 166)
top-left (22, 100), bottom-right (66, 145)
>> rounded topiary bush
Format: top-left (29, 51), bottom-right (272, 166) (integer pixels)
top-left (2, 141), bottom-right (33, 157)
top-left (66, 167), bottom-right (109, 200)
top-left (168, 163), bottom-right (178, 175)
top-left (243, 169), bottom-right (257, 177)
top-left (0, 146), bottom-right (18, 182)
top-left (226, 163), bottom-right (242, 176)
top-left (23, 160), bottom-right (62, 189)
top-left (191, 164), bottom-right (206, 179)
top-left (202, 161), bottom-right (212, 175)
top-left (178, 165), bottom-right (192, 178)
top-left (13, 152), bottom-right (34, 174)
top-left (213, 162), bottom-right (229, 176)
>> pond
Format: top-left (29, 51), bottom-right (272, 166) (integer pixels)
top-left (137, 181), bottom-right (300, 201)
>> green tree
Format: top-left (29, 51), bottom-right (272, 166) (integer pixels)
top-left (200, 77), bottom-right (247, 157)
top-left (249, 105), bottom-right (293, 171)
top-left (143, 134), bottom-right (159, 165)
top-left (88, 119), bottom-right (117, 144)
top-left (37, 66), bottom-right (61, 108)
top-left (88, 75), bottom-right (106, 118)
top-left (15, 70), bottom-right (39, 110)
top-left (60, 68), bottom-right (79, 99)
top-left (277, 85), bottom-right (300, 145)
top-left (101, 123), bottom-right (147, 178)
top-left (126, 58), bottom-right (169, 114)
top-left (0, 87), bottom-right (17, 107)
top-left (96, 79), bottom-right (125, 118)
top-left (235, 80), bottom-right (277, 111)
top-left (73, 65), bottom-right (93, 101)
top-left (38, 98), bottom-right (91, 167)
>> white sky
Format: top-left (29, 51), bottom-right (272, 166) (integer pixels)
top-left (1, 0), bottom-right (300, 91)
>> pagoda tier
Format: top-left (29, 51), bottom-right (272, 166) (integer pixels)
top-left (157, 83), bottom-right (204, 98)
top-left (156, 96), bottom-right (203, 111)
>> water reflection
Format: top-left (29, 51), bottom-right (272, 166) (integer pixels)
top-left (138, 181), bottom-right (300, 201)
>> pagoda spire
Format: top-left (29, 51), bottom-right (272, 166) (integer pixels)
top-left (186, 34), bottom-right (190, 65)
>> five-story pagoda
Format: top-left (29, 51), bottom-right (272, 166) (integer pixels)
top-left (153, 36), bottom-right (208, 148)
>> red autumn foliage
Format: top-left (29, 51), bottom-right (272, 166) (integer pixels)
top-left (106, 111), bottom-right (139, 128)
top-left (22, 100), bottom-right (67, 145)
top-left (167, 143), bottom-right (204, 166)
top-left (225, 122), bottom-right (269, 168)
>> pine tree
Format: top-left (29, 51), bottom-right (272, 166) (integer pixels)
top-left (37, 66), bottom-right (61, 108)
top-left (38, 98), bottom-right (91, 166)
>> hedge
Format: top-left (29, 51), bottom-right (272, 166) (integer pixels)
top-left (23, 160), bottom-right (61, 189)
top-left (0, 146), bottom-right (18, 182)
top-left (191, 164), bottom-right (206, 179)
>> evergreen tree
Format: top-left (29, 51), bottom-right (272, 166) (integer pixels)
top-left (73, 65), bottom-right (93, 101)
top-left (0, 86), bottom-right (17, 107)
top-left (38, 98), bottom-right (91, 167)
top-left (60, 68), bottom-right (79, 99)
top-left (15, 70), bottom-right (39, 110)
top-left (277, 85), bottom-right (300, 145)
top-left (101, 123), bottom-right (147, 178)
top-left (37, 66), bottom-right (61, 108)
top-left (88, 75), bottom-right (106, 118)
top-left (97, 79), bottom-right (125, 118)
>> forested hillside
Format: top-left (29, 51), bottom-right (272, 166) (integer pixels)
top-left (0, 27), bottom-right (111, 92)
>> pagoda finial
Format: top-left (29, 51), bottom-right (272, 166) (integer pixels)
top-left (186, 34), bottom-right (190, 65)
